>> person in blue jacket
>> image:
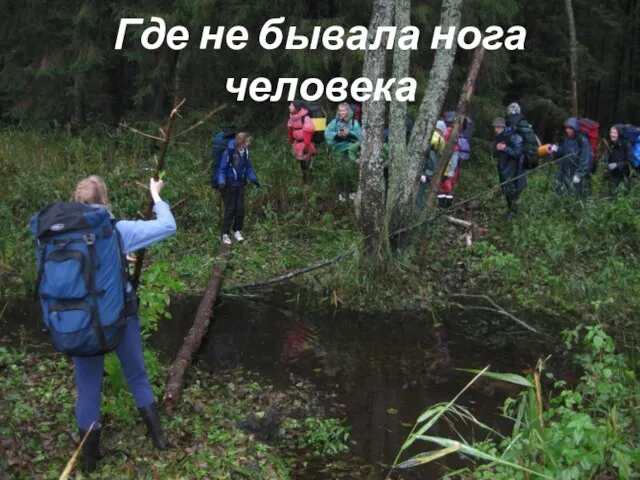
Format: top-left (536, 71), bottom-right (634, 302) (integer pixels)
top-left (217, 132), bottom-right (261, 245)
top-left (550, 117), bottom-right (593, 197)
top-left (70, 174), bottom-right (177, 471)
top-left (492, 117), bottom-right (525, 220)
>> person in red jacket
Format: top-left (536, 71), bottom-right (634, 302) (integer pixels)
top-left (287, 101), bottom-right (317, 183)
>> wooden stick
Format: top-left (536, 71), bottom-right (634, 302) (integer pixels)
top-left (130, 99), bottom-right (185, 289)
top-left (426, 46), bottom-right (485, 208)
top-left (446, 216), bottom-right (474, 229)
top-left (228, 250), bottom-right (353, 290)
top-left (450, 293), bottom-right (543, 334)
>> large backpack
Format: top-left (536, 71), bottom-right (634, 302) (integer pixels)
top-left (613, 123), bottom-right (640, 170)
top-left (211, 129), bottom-right (237, 188)
top-left (30, 203), bottom-right (133, 357)
top-left (349, 103), bottom-right (362, 123)
top-left (516, 119), bottom-right (540, 169)
top-left (442, 112), bottom-right (474, 161)
top-left (578, 118), bottom-right (600, 171)
top-left (301, 101), bottom-right (326, 144)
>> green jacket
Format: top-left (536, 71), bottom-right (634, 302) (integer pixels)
top-left (325, 108), bottom-right (362, 155)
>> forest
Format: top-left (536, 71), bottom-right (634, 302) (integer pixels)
top-left (1, 0), bottom-right (640, 479)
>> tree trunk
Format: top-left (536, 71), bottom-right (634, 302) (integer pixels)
top-left (385, 0), bottom-right (411, 224)
top-left (163, 246), bottom-right (231, 410)
top-left (426, 46), bottom-right (485, 208)
top-left (357, 0), bottom-right (394, 259)
top-left (565, 0), bottom-right (579, 117)
top-left (387, 0), bottom-right (463, 226)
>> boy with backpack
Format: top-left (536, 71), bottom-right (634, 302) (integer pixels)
top-left (549, 117), bottom-right (593, 197)
top-left (506, 102), bottom-right (540, 170)
top-left (493, 117), bottom-right (526, 220)
top-left (30, 175), bottom-right (177, 472)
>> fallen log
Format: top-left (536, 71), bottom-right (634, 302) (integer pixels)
top-left (446, 216), bottom-right (474, 229)
top-left (163, 244), bottom-right (231, 410)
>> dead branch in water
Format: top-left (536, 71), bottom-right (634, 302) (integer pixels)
top-left (450, 293), bottom-right (543, 334)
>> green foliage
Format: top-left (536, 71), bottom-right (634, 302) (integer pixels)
top-left (281, 417), bottom-right (351, 457)
top-left (389, 326), bottom-right (640, 479)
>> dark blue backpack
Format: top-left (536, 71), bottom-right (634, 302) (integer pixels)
top-left (211, 129), bottom-right (237, 188)
top-left (614, 123), bottom-right (640, 169)
top-left (30, 202), bottom-right (133, 357)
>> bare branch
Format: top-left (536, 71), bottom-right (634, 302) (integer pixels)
top-left (173, 103), bottom-right (229, 139)
top-left (450, 294), bottom-right (542, 334)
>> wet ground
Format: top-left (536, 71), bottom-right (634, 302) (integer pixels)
top-left (0, 295), bottom-right (555, 479)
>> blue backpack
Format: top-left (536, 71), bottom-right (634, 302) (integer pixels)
top-left (30, 202), bottom-right (133, 357)
top-left (614, 124), bottom-right (640, 169)
top-left (211, 129), bottom-right (237, 188)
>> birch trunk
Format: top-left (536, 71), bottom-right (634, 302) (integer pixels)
top-left (385, 0), bottom-right (411, 223)
top-left (387, 0), bottom-right (463, 227)
top-left (357, 0), bottom-right (394, 259)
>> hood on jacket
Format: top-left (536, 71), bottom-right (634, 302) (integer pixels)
top-left (507, 102), bottom-right (521, 116)
top-left (564, 117), bottom-right (580, 132)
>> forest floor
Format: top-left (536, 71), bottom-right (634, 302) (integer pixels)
top-left (0, 348), bottom-right (367, 479)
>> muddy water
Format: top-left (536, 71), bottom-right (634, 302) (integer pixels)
top-left (0, 295), bottom-right (551, 479)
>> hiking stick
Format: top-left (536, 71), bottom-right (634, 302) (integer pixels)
top-left (124, 101), bottom-right (228, 289)
top-left (129, 98), bottom-right (185, 290)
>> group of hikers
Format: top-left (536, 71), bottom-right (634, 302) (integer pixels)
top-left (491, 103), bottom-right (640, 219)
top-left (207, 100), bottom-right (640, 246)
top-left (283, 100), bottom-right (640, 222)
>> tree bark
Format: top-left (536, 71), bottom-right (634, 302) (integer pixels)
top-left (386, 0), bottom-right (411, 220)
top-left (387, 0), bottom-right (463, 226)
top-left (565, 0), bottom-right (579, 117)
top-left (357, 0), bottom-right (393, 259)
top-left (163, 245), bottom-right (231, 410)
top-left (426, 46), bottom-right (485, 208)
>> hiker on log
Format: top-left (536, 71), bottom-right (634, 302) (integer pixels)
top-left (70, 175), bottom-right (177, 471)
top-left (218, 132), bottom-right (261, 245)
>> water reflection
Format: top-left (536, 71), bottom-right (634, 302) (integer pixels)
top-left (1, 295), bottom-right (539, 478)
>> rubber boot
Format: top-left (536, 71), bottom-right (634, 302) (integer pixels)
top-left (138, 402), bottom-right (173, 450)
top-left (78, 427), bottom-right (101, 473)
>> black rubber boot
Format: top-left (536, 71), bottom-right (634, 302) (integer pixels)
top-left (78, 427), bottom-right (101, 472)
top-left (138, 402), bottom-right (173, 450)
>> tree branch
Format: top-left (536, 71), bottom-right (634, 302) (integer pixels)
top-left (450, 294), bottom-right (543, 334)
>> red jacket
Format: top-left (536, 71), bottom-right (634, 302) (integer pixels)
top-left (287, 108), bottom-right (317, 161)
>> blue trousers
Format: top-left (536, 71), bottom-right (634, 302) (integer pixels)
top-left (72, 316), bottom-right (154, 430)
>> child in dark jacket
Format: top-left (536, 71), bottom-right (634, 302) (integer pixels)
top-left (217, 132), bottom-right (261, 244)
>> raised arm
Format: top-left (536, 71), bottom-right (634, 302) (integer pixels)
top-left (115, 178), bottom-right (177, 253)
